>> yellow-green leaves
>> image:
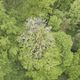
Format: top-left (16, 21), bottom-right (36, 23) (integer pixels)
top-left (0, 37), bottom-right (10, 47)
top-left (4, 0), bottom-right (57, 21)
top-left (54, 31), bottom-right (73, 66)
top-left (69, 0), bottom-right (80, 24)
top-left (17, 18), bottom-right (64, 80)
top-left (49, 15), bottom-right (62, 31)
top-left (0, 0), bottom-right (80, 80)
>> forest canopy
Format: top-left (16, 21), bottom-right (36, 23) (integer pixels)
top-left (0, 0), bottom-right (80, 80)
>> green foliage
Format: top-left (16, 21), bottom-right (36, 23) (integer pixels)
top-left (65, 0), bottom-right (80, 35)
top-left (66, 49), bottom-right (80, 80)
top-left (17, 18), bottom-right (62, 80)
top-left (0, 1), bottom-right (26, 80)
top-left (54, 0), bottom-right (74, 11)
top-left (49, 15), bottom-right (62, 31)
top-left (69, 0), bottom-right (80, 25)
top-left (71, 33), bottom-right (80, 52)
top-left (0, 1), bottom-right (11, 79)
top-left (4, 0), bottom-right (56, 21)
top-left (16, 18), bottom-right (74, 80)
top-left (0, 0), bottom-right (80, 80)
top-left (53, 31), bottom-right (73, 67)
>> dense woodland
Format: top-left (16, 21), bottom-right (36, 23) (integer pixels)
top-left (0, 0), bottom-right (80, 80)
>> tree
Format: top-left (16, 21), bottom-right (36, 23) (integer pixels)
top-left (0, 0), bottom-right (26, 80)
top-left (65, 0), bottom-right (80, 36)
top-left (4, 0), bottom-right (56, 22)
top-left (17, 18), bottom-right (73, 80)
top-left (54, 0), bottom-right (74, 11)
top-left (66, 49), bottom-right (80, 80)
top-left (1, 0), bottom-right (80, 80)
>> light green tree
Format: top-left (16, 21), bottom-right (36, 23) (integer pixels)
top-left (17, 18), bottom-right (73, 80)
top-left (0, 0), bottom-right (26, 80)
top-left (4, 0), bottom-right (56, 21)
